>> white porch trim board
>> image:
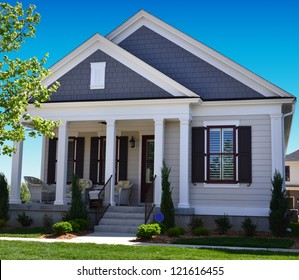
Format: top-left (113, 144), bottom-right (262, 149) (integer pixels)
top-left (105, 119), bottom-right (116, 206)
top-left (10, 141), bottom-right (23, 204)
top-left (54, 122), bottom-right (69, 205)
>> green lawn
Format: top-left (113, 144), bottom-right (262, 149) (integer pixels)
top-left (173, 236), bottom-right (295, 249)
top-left (0, 240), bottom-right (298, 260)
top-left (0, 227), bottom-right (53, 238)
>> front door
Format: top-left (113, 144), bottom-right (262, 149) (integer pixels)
top-left (141, 135), bottom-right (155, 203)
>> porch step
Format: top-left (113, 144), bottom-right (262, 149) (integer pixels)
top-left (94, 206), bottom-right (153, 234)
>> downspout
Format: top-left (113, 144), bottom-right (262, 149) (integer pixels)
top-left (281, 102), bottom-right (295, 188)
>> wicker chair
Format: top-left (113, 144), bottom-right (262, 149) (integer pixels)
top-left (24, 176), bottom-right (56, 203)
top-left (114, 180), bottom-right (133, 206)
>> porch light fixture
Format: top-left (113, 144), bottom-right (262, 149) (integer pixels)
top-left (130, 136), bottom-right (136, 148)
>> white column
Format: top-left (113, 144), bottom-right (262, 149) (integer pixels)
top-left (154, 118), bottom-right (165, 207)
top-left (54, 122), bottom-right (68, 205)
top-left (178, 117), bottom-right (191, 208)
top-left (40, 136), bottom-right (47, 181)
top-left (10, 141), bottom-right (23, 204)
top-left (270, 114), bottom-right (283, 175)
top-left (105, 119), bottom-right (116, 206)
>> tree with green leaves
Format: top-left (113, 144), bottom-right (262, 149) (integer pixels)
top-left (0, 2), bottom-right (59, 156)
top-left (160, 160), bottom-right (175, 229)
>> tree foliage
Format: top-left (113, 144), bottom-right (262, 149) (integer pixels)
top-left (0, 2), bottom-right (60, 156)
top-left (160, 160), bottom-right (175, 229)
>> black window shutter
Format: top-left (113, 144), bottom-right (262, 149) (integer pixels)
top-left (118, 136), bottom-right (128, 180)
top-left (238, 126), bottom-right (252, 183)
top-left (75, 137), bottom-right (85, 178)
top-left (192, 127), bottom-right (205, 183)
top-left (89, 137), bottom-right (99, 184)
top-left (47, 138), bottom-right (57, 184)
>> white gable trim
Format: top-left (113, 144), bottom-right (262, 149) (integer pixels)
top-left (107, 10), bottom-right (293, 98)
top-left (43, 33), bottom-right (199, 98)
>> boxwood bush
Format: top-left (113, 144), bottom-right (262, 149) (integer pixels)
top-left (52, 221), bottom-right (73, 235)
top-left (137, 223), bottom-right (161, 239)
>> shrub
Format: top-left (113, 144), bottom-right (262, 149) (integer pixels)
top-left (160, 161), bottom-right (175, 229)
top-left (241, 217), bottom-right (257, 237)
top-left (0, 219), bottom-right (6, 228)
top-left (52, 221), bottom-right (73, 235)
top-left (69, 220), bottom-right (80, 233)
top-left (43, 214), bottom-right (53, 228)
top-left (167, 226), bottom-right (185, 237)
top-left (214, 214), bottom-right (232, 234)
top-left (289, 222), bottom-right (299, 237)
top-left (20, 182), bottom-right (30, 203)
top-left (269, 170), bottom-right (290, 236)
top-left (0, 173), bottom-right (9, 221)
top-left (68, 174), bottom-right (88, 220)
top-left (189, 216), bottom-right (204, 231)
top-left (17, 212), bottom-right (33, 227)
top-left (193, 227), bottom-right (210, 236)
top-left (74, 218), bottom-right (89, 231)
top-left (150, 221), bottom-right (167, 235)
top-left (137, 223), bottom-right (161, 239)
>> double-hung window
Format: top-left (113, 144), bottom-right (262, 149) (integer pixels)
top-left (207, 126), bottom-right (236, 183)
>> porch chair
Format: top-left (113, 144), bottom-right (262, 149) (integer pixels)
top-left (66, 178), bottom-right (93, 204)
top-left (24, 176), bottom-right (56, 203)
top-left (114, 180), bottom-right (133, 206)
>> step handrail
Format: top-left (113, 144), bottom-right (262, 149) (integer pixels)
top-left (144, 175), bottom-right (156, 224)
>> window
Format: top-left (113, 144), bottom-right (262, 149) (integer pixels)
top-left (90, 62), bottom-right (106, 89)
top-left (285, 165), bottom-right (290, 181)
top-left (191, 125), bottom-right (251, 185)
top-left (207, 126), bottom-right (236, 183)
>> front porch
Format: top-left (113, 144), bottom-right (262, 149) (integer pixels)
top-left (9, 112), bottom-right (193, 210)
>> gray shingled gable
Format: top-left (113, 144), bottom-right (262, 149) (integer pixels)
top-left (119, 26), bottom-right (264, 101)
top-left (286, 150), bottom-right (299, 162)
top-left (48, 49), bottom-right (173, 102)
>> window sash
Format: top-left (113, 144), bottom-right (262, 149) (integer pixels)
top-left (207, 126), bottom-right (236, 183)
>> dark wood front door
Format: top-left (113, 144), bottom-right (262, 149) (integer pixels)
top-left (141, 135), bottom-right (155, 203)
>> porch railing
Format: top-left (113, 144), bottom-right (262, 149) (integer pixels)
top-left (144, 175), bottom-right (156, 224)
top-left (93, 175), bottom-right (112, 225)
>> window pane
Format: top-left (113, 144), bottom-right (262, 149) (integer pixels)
top-left (67, 140), bottom-right (74, 182)
top-left (222, 155), bottom-right (234, 180)
top-left (210, 155), bottom-right (221, 180)
top-left (209, 129), bottom-right (221, 153)
top-left (222, 128), bottom-right (234, 153)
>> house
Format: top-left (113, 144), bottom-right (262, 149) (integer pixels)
top-left (9, 10), bottom-right (296, 229)
top-left (286, 149), bottom-right (299, 211)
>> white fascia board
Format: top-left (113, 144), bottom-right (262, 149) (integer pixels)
top-left (42, 33), bottom-right (199, 99)
top-left (107, 10), bottom-right (293, 98)
top-left (27, 98), bottom-right (200, 121)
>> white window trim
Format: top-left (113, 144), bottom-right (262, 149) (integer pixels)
top-left (90, 62), bottom-right (106, 89)
top-left (203, 120), bottom-right (240, 187)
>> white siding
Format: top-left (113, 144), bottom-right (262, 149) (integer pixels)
top-left (190, 115), bottom-right (272, 216)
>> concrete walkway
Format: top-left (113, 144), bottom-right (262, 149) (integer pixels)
top-left (1, 232), bottom-right (299, 253)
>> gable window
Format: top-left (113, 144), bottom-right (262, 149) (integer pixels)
top-left (207, 126), bottom-right (236, 183)
top-left (90, 62), bottom-right (106, 89)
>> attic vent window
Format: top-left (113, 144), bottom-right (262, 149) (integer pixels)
top-left (90, 62), bottom-right (106, 89)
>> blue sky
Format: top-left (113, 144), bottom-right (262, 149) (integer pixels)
top-left (1, 0), bottom-right (298, 182)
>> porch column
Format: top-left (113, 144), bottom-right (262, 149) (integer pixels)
top-left (54, 122), bottom-right (69, 205)
top-left (178, 117), bottom-right (191, 208)
top-left (270, 114), bottom-right (284, 176)
top-left (105, 119), bottom-right (116, 206)
top-left (154, 118), bottom-right (165, 207)
top-left (10, 141), bottom-right (23, 204)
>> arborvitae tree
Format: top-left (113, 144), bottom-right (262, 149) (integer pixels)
top-left (68, 174), bottom-right (88, 220)
top-left (160, 161), bottom-right (175, 229)
top-left (0, 173), bottom-right (9, 221)
top-left (269, 170), bottom-right (290, 236)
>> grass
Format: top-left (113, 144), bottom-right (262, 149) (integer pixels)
top-left (0, 240), bottom-right (298, 260)
top-left (0, 227), bottom-right (53, 238)
top-left (173, 236), bottom-right (295, 249)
